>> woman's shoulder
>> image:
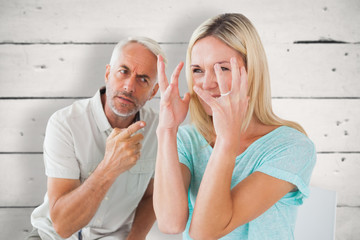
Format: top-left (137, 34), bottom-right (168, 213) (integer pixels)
top-left (264, 126), bottom-right (316, 154)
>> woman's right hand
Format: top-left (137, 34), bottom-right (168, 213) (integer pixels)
top-left (157, 55), bottom-right (190, 130)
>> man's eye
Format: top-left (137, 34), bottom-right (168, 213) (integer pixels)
top-left (119, 69), bottom-right (128, 74)
top-left (192, 69), bottom-right (202, 73)
top-left (138, 77), bottom-right (149, 87)
top-left (139, 77), bottom-right (148, 83)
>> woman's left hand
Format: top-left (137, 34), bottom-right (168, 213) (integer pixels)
top-left (193, 57), bottom-right (249, 143)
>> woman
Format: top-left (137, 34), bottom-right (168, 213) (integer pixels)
top-left (154, 13), bottom-right (316, 240)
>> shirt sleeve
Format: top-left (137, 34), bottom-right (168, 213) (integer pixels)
top-left (255, 136), bottom-right (316, 205)
top-left (43, 111), bottom-right (80, 179)
top-left (177, 127), bottom-right (194, 176)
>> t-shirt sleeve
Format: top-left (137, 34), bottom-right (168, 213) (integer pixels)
top-left (43, 112), bottom-right (80, 179)
top-left (256, 136), bottom-right (316, 204)
top-left (177, 127), bottom-right (194, 176)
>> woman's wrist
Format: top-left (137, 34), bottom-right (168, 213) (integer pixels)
top-left (214, 136), bottom-right (239, 158)
top-left (156, 125), bottom-right (178, 137)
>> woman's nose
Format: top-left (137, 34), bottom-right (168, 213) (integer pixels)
top-left (202, 72), bottom-right (218, 90)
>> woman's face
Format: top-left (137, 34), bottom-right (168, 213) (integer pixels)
top-left (190, 36), bottom-right (245, 115)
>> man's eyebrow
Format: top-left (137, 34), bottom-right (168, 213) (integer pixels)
top-left (119, 65), bottom-right (130, 70)
top-left (136, 74), bottom-right (150, 79)
top-left (119, 65), bottom-right (150, 79)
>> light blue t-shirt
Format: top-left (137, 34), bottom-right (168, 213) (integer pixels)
top-left (177, 125), bottom-right (316, 240)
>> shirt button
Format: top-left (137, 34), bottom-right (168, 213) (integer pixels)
top-left (104, 196), bottom-right (109, 200)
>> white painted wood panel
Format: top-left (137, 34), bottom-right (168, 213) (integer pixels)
top-left (1, 206), bottom-right (359, 240)
top-left (0, 0), bottom-right (359, 43)
top-left (0, 154), bottom-right (359, 207)
top-left (336, 207), bottom-right (360, 240)
top-left (272, 99), bottom-right (360, 152)
top-left (311, 154), bottom-right (360, 207)
top-left (1, 44), bottom-right (359, 98)
top-left (0, 208), bottom-right (182, 240)
top-left (0, 154), bottom-right (46, 207)
top-left (0, 208), bottom-right (34, 240)
top-left (1, 98), bottom-right (358, 152)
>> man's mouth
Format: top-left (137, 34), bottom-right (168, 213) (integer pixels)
top-left (116, 95), bottom-right (135, 105)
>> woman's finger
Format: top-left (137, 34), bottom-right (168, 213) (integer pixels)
top-left (170, 62), bottom-right (184, 86)
top-left (230, 57), bottom-right (241, 93)
top-left (193, 86), bottom-right (217, 108)
top-left (214, 63), bottom-right (230, 95)
top-left (157, 55), bottom-right (169, 93)
top-left (239, 66), bottom-right (248, 98)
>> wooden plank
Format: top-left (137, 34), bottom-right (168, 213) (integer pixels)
top-left (0, 153), bottom-right (359, 207)
top-left (311, 154), bottom-right (360, 207)
top-left (0, 44), bottom-right (188, 98)
top-left (272, 99), bottom-right (360, 152)
top-left (1, 98), bottom-right (358, 152)
top-left (336, 207), bottom-right (360, 240)
top-left (0, 154), bottom-right (46, 207)
top-left (0, 206), bottom-right (359, 239)
top-left (0, 208), bottom-right (182, 240)
top-left (0, 99), bottom-right (75, 152)
top-left (266, 44), bottom-right (360, 98)
top-left (0, 0), bottom-right (359, 43)
top-left (0, 208), bottom-right (34, 240)
top-left (1, 44), bottom-right (359, 98)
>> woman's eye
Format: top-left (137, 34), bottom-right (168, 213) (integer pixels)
top-left (221, 67), bottom-right (230, 71)
top-left (192, 68), bottom-right (203, 73)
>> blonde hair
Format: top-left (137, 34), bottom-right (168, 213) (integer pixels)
top-left (186, 13), bottom-right (305, 145)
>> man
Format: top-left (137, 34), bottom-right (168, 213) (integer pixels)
top-left (28, 37), bottom-right (166, 239)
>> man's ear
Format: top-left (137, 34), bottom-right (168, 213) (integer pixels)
top-left (149, 83), bottom-right (159, 100)
top-left (105, 64), bottom-right (111, 83)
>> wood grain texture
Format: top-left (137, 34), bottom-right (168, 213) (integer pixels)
top-left (0, 0), bottom-right (359, 239)
top-left (1, 98), bottom-right (358, 152)
top-left (1, 43), bottom-right (359, 98)
top-left (0, 0), bottom-right (359, 43)
top-left (311, 154), bottom-right (360, 207)
top-left (1, 206), bottom-right (359, 240)
top-left (0, 153), bottom-right (358, 207)
top-left (0, 154), bottom-right (46, 207)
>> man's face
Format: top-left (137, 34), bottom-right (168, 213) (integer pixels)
top-left (105, 42), bottom-right (158, 118)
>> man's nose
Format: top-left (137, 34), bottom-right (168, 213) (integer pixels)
top-left (202, 72), bottom-right (218, 90)
top-left (123, 74), bottom-right (136, 93)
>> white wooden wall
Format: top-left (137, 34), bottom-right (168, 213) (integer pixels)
top-left (0, 0), bottom-right (359, 239)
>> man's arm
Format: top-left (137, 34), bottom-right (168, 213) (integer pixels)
top-left (48, 121), bottom-right (146, 238)
top-left (48, 170), bottom-right (116, 238)
top-left (126, 179), bottom-right (156, 240)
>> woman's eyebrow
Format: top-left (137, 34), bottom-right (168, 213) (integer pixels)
top-left (215, 61), bottom-right (230, 65)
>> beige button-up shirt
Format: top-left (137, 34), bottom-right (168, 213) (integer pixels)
top-left (31, 88), bottom-right (158, 239)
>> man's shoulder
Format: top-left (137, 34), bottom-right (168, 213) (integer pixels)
top-left (50, 98), bottom-right (92, 124)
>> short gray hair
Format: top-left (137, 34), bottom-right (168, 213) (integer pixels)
top-left (109, 36), bottom-right (167, 67)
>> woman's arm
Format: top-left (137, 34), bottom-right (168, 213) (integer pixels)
top-left (189, 139), bottom-right (294, 239)
top-left (190, 57), bottom-right (295, 239)
top-left (153, 55), bottom-right (191, 233)
top-left (154, 129), bottom-right (191, 233)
